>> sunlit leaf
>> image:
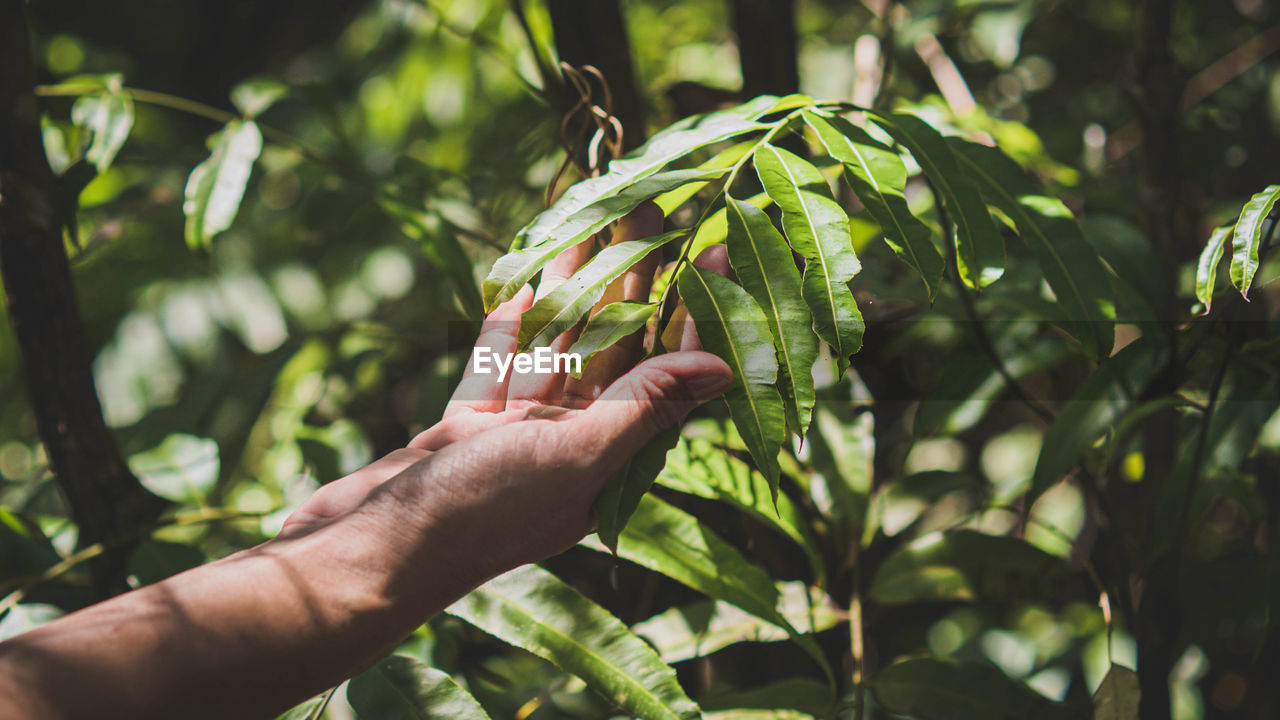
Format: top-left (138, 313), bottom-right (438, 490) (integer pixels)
top-left (231, 78), bottom-right (288, 118)
top-left (594, 425), bottom-right (680, 554)
top-left (71, 77), bottom-right (134, 173)
top-left (657, 436), bottom-right (823, 581)
top-left (726, 196), bottom-right (818, 436)
top-left (950, 139), bottom-right (1114, 357)
top-left (805, 111), bottom-right (943, 299)
top-left (513, 96), bottom-right (778, 251)
top-left (485, 169), bottom-right (723, 310)
top-left (871, 657), bottom-right (1075, 720)
top-left (1194, 225), bottom-right (1232, 314)
top-left (1093, 664), bottom-right (1139, 720)
top-left (870, 112), bottom-right (1005, 289)
top-left (677, 264), bottom-right (787, 490)
top-left (868, 530), bottom-right (1073, 605)
top-left (566, 301), bottom-right (657, 377)
top-left (753, 144), bottom-right (864, 367)
top-left (632, 581), bottom-right (839, 663)
top-left (348, 655), bottom-right (491, 720)
top-left (581, 495), bottom-right (834, 687)
top-left (1229, 184), bottom-right (1280, 298)
top-left (447, 564), bottom-right (699, 720)
top-left (183, 120), bottom-right (263, 250)
top-left (128, 434), bottom-right (220, 504)
top-left (518, 230), bottom-right (685, 350)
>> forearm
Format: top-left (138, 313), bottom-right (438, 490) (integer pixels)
top-left (0, 491), bottom-right (482, 720)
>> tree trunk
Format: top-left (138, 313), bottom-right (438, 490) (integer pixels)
top-left (0, 0), bottom-right (166, 597)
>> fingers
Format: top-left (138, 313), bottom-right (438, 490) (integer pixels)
top-left (569, 351), bottom-right (732, 466)
top-left (444, 285), bottom-right (535, 419)
top-left (562, 202), bottom-right (664, 409)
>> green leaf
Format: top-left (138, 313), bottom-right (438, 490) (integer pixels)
top-left (868, 530), bottom-right (1073, 605)
top-left (274, 689), bottom-right (333, 720)
top-left (1195, 225), bottom-right (1232, 313)
top-left (871, 657), bottom-right (1075, 720)
top-left (378, 197), bottom-right (483, 319)
top-left (593, 424), bottom-right (681, 554)
top-left (726, 196), bottom-right (818, 437)
top-left (566, 301), bottom-right (657, 377)
top-left (183, 120), bottom-right (263, 250)
top-left (753, 144), bottom-right (864, 366)
top-left (1093, 664), bottom-right (1139, 720)
top-left (348, 655), bottom-right (491, 720)
top-left (447, 564), bottom-right (699, 720)
top-left (1030, 336), bottom-right (1168, 499)
top-left (949, 139), bottom-right (1115, 357)
top-left (654, 140), bottom-right (756, 215)
top-left (0, 604), bottom-right (63, 642)
top-left (71, 79), bottom-right (134, 173)
top-left (1229, 184), bottom-right (1280, 298)
top-left (518, 230), bottom-right (686, 350)
top-left (700, 677), bottom-right (833, 717)
top-left (804, 111), bottom-right (943, 299)
top-left (231, 78), bottom-right (288, 118)
top-left (677, 264), bottom-right (787, 490)
top-left (580, 495), bottom-right (834, 686)
top-left (485, 169), bottom-right (722, 310)
top-left (632, 581), bottom-right (839, 664)
top-left (870, 113), bottom-right (1005, 289)
top-left (128, 434), bottom-right (220, 505)
top-left (513, 95), bottom-right (778, 251)
top-left (805, 400), bottom-right (876, 547)
top-left (657, 436), bottom-right (823, 582)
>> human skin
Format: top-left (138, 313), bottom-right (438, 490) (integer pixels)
top-left (0, 206), bottom-right (733, 719)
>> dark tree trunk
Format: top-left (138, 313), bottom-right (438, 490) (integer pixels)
top-left (0, 0), bottom-right (166, 598)
top-left (547, 0), bottom-right (647, 165)
top-left (731, 0), bottom-right (800, 99)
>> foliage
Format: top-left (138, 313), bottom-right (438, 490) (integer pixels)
top-left (3, 1), bottom-right (1280, 719)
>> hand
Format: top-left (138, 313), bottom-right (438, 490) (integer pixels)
top-left (281, 204), bottom-right (733, 576)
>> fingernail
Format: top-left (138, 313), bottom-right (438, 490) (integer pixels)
top-left (689, 374), bottom-right (732, 401)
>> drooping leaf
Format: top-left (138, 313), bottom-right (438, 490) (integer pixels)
top-left (677, 264), bottom-right (787, 490)
top-left (518, 230), bottom-right (686, 350)
top-left (870, 112), bottom-right (1005, 289)
top-left (950, 139), bottom-right (1115, 357)
top-left (71, 78), bottom-right (134, 173)
top-left (231, 78), bottom-right (288, 118)
top-left (804, 111), bottom-right (943, 299)
top-left (1229, 184), bottom-right (1280, 298)
top-left (632, 581), bottom-right (839, 664)
top-left (567, 301), bottom-right (657, 377)
top-left (512, 95), bottom-right (778, 251)
top-left (1093, 664), bottom-right (1139, 720)
top-left (128, 434), bottom-right (220, 505)
top-left (1194, 225), bottom-right (1232, 313)
top-left (657, 436), bottom-right (823, 582)
top-left (753, 144), bottom-right (864, 366)
top-left (348, 655), bottom-right (491, 720)
top-left (725, 196), bottom-right (818, 437)
top-left (580, 495), bottom-right (834, 686)
top-left (868, 530), bottom-right (1073, 606)
top-left (1030, 336), bottom-right (1168, 499)
top-left (804, 402), bottom-right (874, 549)
top-left (594, 424), bottom-right (681, 554)
top-left (485, 169), bottom-right (723, 310)
top-left (183, 120), bottom-right (263, 250)
top-left (447, 564), bottom-right (699, 720)
top-left (379, 197), bottom-right (483, 318)
top-left (871, 657), bottom-right (1075, 720)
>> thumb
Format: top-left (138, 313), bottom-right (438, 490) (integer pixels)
top-left (572, 351), bottom-right (732, 463)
